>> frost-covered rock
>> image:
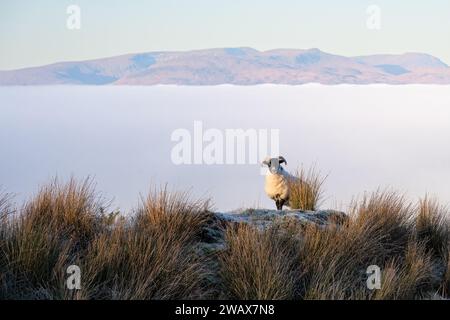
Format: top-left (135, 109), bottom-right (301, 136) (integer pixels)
top-left (215, 209), bottom-right (348, 230)
top-left (198, 209), bottom-right (348, 252)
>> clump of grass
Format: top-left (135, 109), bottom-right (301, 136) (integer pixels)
top-left (0, 178), bottom-right (106, 299)
top-left (219, 224), bottom-right (297, 300)
top-left (298, 191), bottom-right (422, 299)
top-left (134, 186), bottom-right (211, 241)
top-left (299, 216), bottom-right (384, 299)
top-left (416, 196), bottom-right (449, 257)
top-left (81, 186), bottom-right (213, 299)
top-left (20, 178), bottom-right (105, 249)
top-left (288, 165), bottom-right (326, 211)
top-left (352, 190), bottom-right (414, 258)
top-left (373, 242), bottom-right (434, 300)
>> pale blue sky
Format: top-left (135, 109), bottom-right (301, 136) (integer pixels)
top-left (1, 0), bottom-right (449, 70)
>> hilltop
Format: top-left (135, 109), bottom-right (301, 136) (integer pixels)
top-left (1, 48), bottom-right (450, 85)
top-left (1, 179), bottom-right (449, 300)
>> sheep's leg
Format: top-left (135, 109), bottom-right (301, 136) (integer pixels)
top-left (279, 199), bottom-right (285, 211)
top-left (276, 200), bottom-right (282, 210)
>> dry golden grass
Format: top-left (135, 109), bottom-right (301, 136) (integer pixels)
top-left (0, 180), bottom-right (213, 299)
top-left (21, 178), bottom-right (105, 248)
top-left (351, 191), bottom-right (414, 258)
top-left (416, 196), bottom-right (449, 257)
top-left (288, 165), bottom-right (326, 211)
top-left (414, 196), bottom-right (450, 298)
top-left (297, 191), bottom-right (441, 300)
top-left (217, 191), bottom-right (439, 300)
top-left (219, 224), bottom-right (297, 300)
top-left (81, 187), bottom-right (213, 299)
top-left (0, 178), bottom-right (105, 299)
top-left (134, 186), bottom-right (211, 242)
top-left (372, 242), bottom-right (434, 300)
top-left (1, 178), bottom-right (449, 300)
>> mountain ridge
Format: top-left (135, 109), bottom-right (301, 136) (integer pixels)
top-left (1, 47), bottom-right (449, 85)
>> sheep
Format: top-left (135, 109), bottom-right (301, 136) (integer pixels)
top-left (262, 156), bottom-right (297, 210)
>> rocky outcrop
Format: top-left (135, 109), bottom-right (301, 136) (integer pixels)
top-left (216, 209), bottom-right (347, 229)
top-left (199, 209), bottom-right (348, 252)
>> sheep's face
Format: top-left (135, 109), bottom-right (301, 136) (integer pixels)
top-left (262, 156), bottom-right (287, 174)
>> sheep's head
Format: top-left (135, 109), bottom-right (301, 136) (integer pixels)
top-left (262, 156), bottom-right (287, 174)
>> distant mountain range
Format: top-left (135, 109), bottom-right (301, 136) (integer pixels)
top-left (1, 48), bottom-right (450, 85)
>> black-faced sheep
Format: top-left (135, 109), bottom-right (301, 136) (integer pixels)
top-left (262, 156), bottom-right (296, 210)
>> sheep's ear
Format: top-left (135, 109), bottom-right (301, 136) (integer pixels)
top-left (279, 156), bottom-right (287, 165)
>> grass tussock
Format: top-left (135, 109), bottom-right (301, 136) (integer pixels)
top-left (81, 187), bottom-right (213, 299)
top-left (351, 191), bottom-right (414, 258)
top-left (219, 224), bottom-right (297, 300)
top-left (296, 191), bottom-right (443, 300)
top-left (372, 242), bottom-right (434, 300)
top-left (0, 178), bottom-right (106, 299)
top-left (416, 196), bottom-right (449, 257)
top-left (298, 214), bottom-right (382, 297)
top-left (288, 165), bottom-right (326, 211)
top-left (20, 178), bottom-right (105, 248)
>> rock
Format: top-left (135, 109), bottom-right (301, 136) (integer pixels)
top-left (214, 209), bottom-right (348, 231)
top-left (197, 209), bottom-right (348, 255)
